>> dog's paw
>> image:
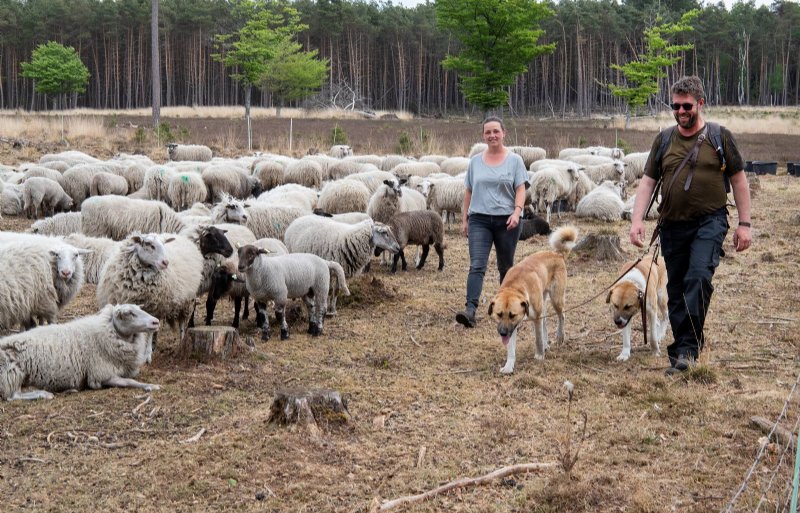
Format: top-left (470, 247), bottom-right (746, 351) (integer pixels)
top-left (144, 384), bottom-right (161, 392)
top-left (534, 353), bottom-right (545, 360)
top-left (499, 365), bottom-right (515, 375)
top-left (616, 353), bottom-right (630, 362)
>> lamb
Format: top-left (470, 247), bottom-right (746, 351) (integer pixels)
top-left (283, 215), bottom-right (400, 314)
top-left (62, 164), bottom-right (107, 208)
top-left (22, 177), bottom-right (74, 219)
top-left (283, 159), bottom-right (325, 190)
top-left (30, 212), bottom-right (83, 236)
top-left (142, 166), bottom-right (176, 202)
top-left (568, 169), bottom-right (597, 210)
top-left (202, 164), bottom-right (262, 201)
top-left (81, 196), bottom-right (185, 240)
top-left (0, 238), bottom-right (89, 329)
top-left (167, 143), bottom-right (213, 162)
top-left (97, 233), bottom-right (203, 342)
top-left (328, 145), bottom-right (353, 159)
top-left (518, 212), bottom-right (551, 241)
top-left (316, 179), bottom-right (371, 214)
top-left (509, 146), bottom-right (547, 168)
top-left (252, 159), bottom-right (285, 191)
top-left (244, 204), bottom-right (306, 240)
top-left (529, 166), bottom-right (580, 223)
top-left (584, 160), bottom-right (626, 185)
top-left (385, 210), bottom-right (445, 273)
top-left (366, 179), bottom-right (426, 225)
top-left (90, 172), bottom-right (129, 197)
top-left (0, 304), bottom-right (161, 400)
top-left (237, 245), bottom-right (350, 341)
top-left (167, 172), bottom-right (208, 211)
top-left (575, 181), bottom-right (626, 222)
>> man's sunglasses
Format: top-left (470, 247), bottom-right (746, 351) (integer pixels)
top-left (670, 102), bottom-right (696, 111)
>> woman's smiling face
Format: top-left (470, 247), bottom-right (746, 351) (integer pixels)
top-left (482, 121), bottom-right (505, 147)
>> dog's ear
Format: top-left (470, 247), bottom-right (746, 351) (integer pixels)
top-left (487, 301), bottom-right (494, 316)
top-left (521, 301), bottom-right (528, 313)
top-left (605, 290), bottom-right (612, 304)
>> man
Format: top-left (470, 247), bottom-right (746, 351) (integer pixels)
top-left (629, 75), bottom-right (752, 376)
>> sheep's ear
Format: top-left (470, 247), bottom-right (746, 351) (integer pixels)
top-left (487, 301), bottom-right (494, 316)
top-left (163, 237), bottom-right (176, 244)
top-left (257, 248), bottom-right (271, 255)
top-left (49, 250), bottom-right (58, 258)
top-left (243, 203), bottom-right (251, 208)
top-left (76, 248), bottom-right (93, 255)
top-left (383, 179), bottom-right (392, 186)
top-left (131, 235), bottom-right (142, 244)
top-left (399, 178), bottom-right (408, 185)
top-left (605, 290), bottom-right (613, 304)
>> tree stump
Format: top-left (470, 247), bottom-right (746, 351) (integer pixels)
top-left (179, 326), bottom-right (239, 361)
top-left (745, 172), bottom-right (760, 198)
top-left (574, 233), bottom-right (625, 261)
top-left (267, 389), bottom-right (350, 432)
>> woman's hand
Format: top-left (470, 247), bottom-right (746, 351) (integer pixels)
top-left (506, 212), bottom-right (520, 230)
top-left (462, 216), bottom-right (469, 237)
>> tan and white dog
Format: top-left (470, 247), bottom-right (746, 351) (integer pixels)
top-left (605, 255), bottom-right (668, 361)
top-left (488, 226), bottom-right (578, 374)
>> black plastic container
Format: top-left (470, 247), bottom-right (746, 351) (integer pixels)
top-left (751, 161), bottom-right (778, 175)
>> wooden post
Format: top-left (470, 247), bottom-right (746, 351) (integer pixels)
top-left (267, 389), bottom-right (350, 432)
top-left (179, 326), bottom-right (239, 361)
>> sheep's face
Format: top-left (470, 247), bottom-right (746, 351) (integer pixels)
top-left (372, 223), bottom-right (400, 254)
top-left (217, 195), bottom-right (249, 224)
top-left (129, 234), bottom-right (170, 270)
top-left (198, 226), bottom-right (234, 258)
top-left (237, 245), bottom-right (269, 273)
top-left (613, 161), bottom-right (625, 177)
top-left (49, 245), bottom-right (91, 281)
top-left (57, 195), bottom-right (74, 211)
top-left (112, 304), bottom-right (161, 336)
top-left (416, 180), bottom-right (433, 198)
top-left (383, 179), bottom-right (402, 198)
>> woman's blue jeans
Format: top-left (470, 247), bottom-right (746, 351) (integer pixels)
top-left (464, 213), bottom-right (522, 313)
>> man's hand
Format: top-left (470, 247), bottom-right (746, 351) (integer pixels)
top-left (732, 225), bottom-right (751, 252)
top-left (629, 220), bottom-right (646, 248)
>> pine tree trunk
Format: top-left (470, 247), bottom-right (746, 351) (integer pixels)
top-left (151, 0), bottom-right (161, 128)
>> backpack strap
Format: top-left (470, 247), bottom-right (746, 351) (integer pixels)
top-left (705, 121), bottom-right (731, 193)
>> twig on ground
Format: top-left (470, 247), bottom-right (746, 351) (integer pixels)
top-left (409, 334), bottom-right (422, 348)
top-left (375, 462), bottom-right (557, 511)
top-left (132, 395), bottom-right (151, 415)
top-left (180, 428), bottom-right (206, 444)
top-left (16, 457), bottom-right (45, 464)
top-left (433, 368), bottom-right (488, 376)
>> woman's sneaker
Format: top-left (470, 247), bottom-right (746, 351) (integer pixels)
top-left (455, 310), bottom-right (476, 328)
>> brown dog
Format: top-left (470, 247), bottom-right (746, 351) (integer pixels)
top-left (605, 255), bottom-right (668, 361)
top-left (488, 226), bottom-right (578, 374)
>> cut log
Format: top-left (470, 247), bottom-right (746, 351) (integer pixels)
top-left (574, 233), bottom-right (625, 261)
top-left (750, 416), bottom-right (797, 450)
top-left (179, 326), bottom-right (239, 361)
top-left (268, 389), bottom-right (350, 431)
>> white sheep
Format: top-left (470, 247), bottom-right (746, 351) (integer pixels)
top-left (391, 161), bottom-right (440, 179)
top-left (167, 143), bottom-right (213, 162)
top-left (558, 147), bottom-right (598, 159)
top-left (81, 196), bottom-right (186, 240)
top-left (30, 212), bottom-right (83, 236)
top-left (244, 204), bottom-right (306, 240)
top-left (0, 181), bottom-right (23, 216)
top-left (564, 154), bottom-right (615, 167)
top-left (167, 172), bottom-right (208, 211)
top-left (62, 164), bottom-right (107, 208)
top-left (202, 164), bottom-right (262, 201)
top-left (529, 159), bottom-right (583, 173)
top-left (439, 157), bottom-right (470, 176)
top-left (343, 170), bottom-right (396, 194)
top-left (622, 151), bottom-right (650, 183)
top-left (40, 150), bottom-right (100, 166)
top-left (468, 143), bottom-right (487, 157)
top-left (0, 304), bottom-right (160, 400)
top-left (284, 215), bottom-right (400, 314)
top-left (22, 177), bottom-right (73, 219)
top-left (97, 233), bottom-right (203, 342)
top-left (568, 170), bottom-right (597, 211)
top-left (586, 146), bottom-right (625, 159)
top-left (90, 172), bottom-right (129, 197)
top-left (283, 159), bottom-right (325, 190)
top-left (328, 145), bottom-right (353, 159)
top-left (209, 193), bottom-right (250, 224)
top-left (584, 160), bottom-right (626, 185)
top-left (63, 233), bottom-right (120, 284)
top-left (237, 245), bottom-right (350, 340)
top-left (0, 237), bottom-right (89, 329)
top-left (419, 155), bottom-right (449, 165)
top-left (343, 154), bottom-right (383, 167)
top-left (509, 146), bottom-right (547, 168)
top-left (316, 179), bottom-right (371, 214)
top-left (380, 155), bottom-right (411, 171)
top-left (423, 178), bottom-right (466, 230)
top-left (529, 166), bottom-right (580, 223)
top-left (21, 165), bottom-right (64, 186)
top-left (366, 179), bottom-right (426, 225)
top-left (252, 159), bottom-right (285, 191)
top-left (111, 161), bottom-right (147, 192)
top-left (328, 160), bottom-right (379, 180)
top-left (142, 165), bottom-right (176, 203)
top-left (576, 181), bottom-right (626, 222)
top-left (622, 193), bottom-right (660, 220)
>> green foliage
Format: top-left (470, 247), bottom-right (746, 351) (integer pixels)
top-left (616, 137), bottom-right (632, 155)
top-left (156, 122), bottom-right (176, 143)
top-left (608, 10), bottom-right (699, 114)
top-left (435, 0), bottom-right (555, 114)
top-left (397, 132), bottom-right (413, 154)
top-left (260, 38), bottom-right (328, 112)
top-left (134, 126), bottom-right (148, 145)
top-left (331, 124), bottom-right (348, 145)
top-left (578, 136), bottom-right (587, 147)
top-left (20, 41), bottom-right (89, 104)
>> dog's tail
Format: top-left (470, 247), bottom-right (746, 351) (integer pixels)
top-left (549, 225), bottom-right (579, 258)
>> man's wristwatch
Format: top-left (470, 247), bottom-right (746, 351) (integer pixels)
top-left (738, 221), bottom-right (751, 227)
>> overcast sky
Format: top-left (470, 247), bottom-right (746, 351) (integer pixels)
top-left (389, 0), bottom-right (780, 10)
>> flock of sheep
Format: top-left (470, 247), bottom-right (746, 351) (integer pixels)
top-left (0, 140), bottom-right (649, 401)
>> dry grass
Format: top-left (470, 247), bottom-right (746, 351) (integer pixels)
top-left (0, 121), bottom-right (798, 512)
top-left (624, 106), bottom-right (800, 135)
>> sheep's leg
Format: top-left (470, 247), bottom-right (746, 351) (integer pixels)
top-left (313, 297), bottom-right (326, 336)
top-left (231, 296), bottom-right (242, 328)
top-left (255, 301), bottom-right (267, 327)
top-left (435, 243), bottom-right (445, 271)
top-left (416, 245), bottom-right (430, 270)
top-left (327, 287), bottom-right (338, 317)
top-left (242, 295), bottom-right (250, 321)
top-left (545, 203), bottom-right (552, 224)
top-left (204, 291), bottom-right (218, 325)
top-left (275, 303), bottom-right (289, 340)
top-left (9, 389), bottom-right (54, 401)
top-left (103, 376), bottom-right (160, 392)
top-left (303, 294), bottom-right (316, 334)
top-left (391, 251), bottom-right (403, 273)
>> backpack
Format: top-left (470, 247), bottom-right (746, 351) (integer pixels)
top-left (653, 121), bottom-right (730, 193)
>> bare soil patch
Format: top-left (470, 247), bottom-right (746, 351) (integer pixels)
top-left (0, 118), bottom-right (799, 512)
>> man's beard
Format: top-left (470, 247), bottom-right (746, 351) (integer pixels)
top-left (674, 111), bottom-right (698, 129)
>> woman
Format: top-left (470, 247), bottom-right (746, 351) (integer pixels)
top-left (456, 116), bottom-right (528, 328)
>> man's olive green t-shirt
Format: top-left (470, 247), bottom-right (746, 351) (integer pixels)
top-left (643, 125), bottom-right (745, 221)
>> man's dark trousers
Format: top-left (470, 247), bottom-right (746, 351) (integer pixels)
top-left (658, 207), bottom-right (728, 365)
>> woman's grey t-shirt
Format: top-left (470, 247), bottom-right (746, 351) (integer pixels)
top-left (464, 152), bottom-right (528, 216)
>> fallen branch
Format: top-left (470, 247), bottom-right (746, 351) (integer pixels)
top-left (132, 395), bottom-right (151, 415)
top-left (377, 462), bottom-right (557, 511)
top-left (750, 416), bottom-right (797, 450)
top-left (180, 428), bottom-right (206, 444)
top-left (16, 457), bottom-right (45, 464)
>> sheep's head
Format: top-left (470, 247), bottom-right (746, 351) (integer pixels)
top-left (128, 233), bottom-right (170, 271)
top-left (197, 225), bottom-right (234, 258)
top-left (216, 193), bottom-right (249, 224)
top-left (613, 160), bottom-right (626, 177)
top-left (382, 179), bottom-right (403, 198)
top-left (371, 222), bottom-right (400, 254)
top-left (237, 244), bottom-right (270, 273)
top-left (248, 176), bottom-right (263, 198)
top-left (611, 148), bottom-right (625, 159)
top-left (112, 304), bottom-right (160, 337)
top-left (49, 244), bottom-right (92, 281)
top-left (416, 179), bottom-right (433, 198)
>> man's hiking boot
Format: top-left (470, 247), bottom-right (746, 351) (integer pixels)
top-left (665, 353), bottom-right (694, 376)
top-left (456, 310), bottom-right (476, 328)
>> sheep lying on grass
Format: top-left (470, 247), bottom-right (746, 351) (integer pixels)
top-left (0, 304), bottom-right (160, 400)
top-left (576, 181), bottom-right (626, 222)
top-left (237, 245), bottom-right (350, 341)
top-left (30, 212), bottom-right (82, 236)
